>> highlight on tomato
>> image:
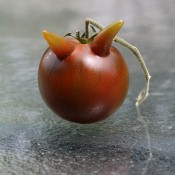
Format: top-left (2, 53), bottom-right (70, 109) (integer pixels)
top-left (38, 18), bottom-right (151, 124)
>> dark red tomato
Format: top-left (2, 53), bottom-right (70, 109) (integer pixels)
top-left (38, 20), bottom-right (129, 124)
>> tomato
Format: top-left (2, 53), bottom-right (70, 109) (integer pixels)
top-left (38, 20), bottom-right (129, 124)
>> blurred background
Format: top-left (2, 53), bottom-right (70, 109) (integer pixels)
top-left (0, 0), bottom-right (175, 175)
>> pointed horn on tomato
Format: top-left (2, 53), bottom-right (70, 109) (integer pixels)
top-left (90, 20), bottom-right (124, 57)
top-left (42, 30), bottom-right (75, 60)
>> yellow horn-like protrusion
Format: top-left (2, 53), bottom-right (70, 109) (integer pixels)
top-left (42, 30), bottom-right (75, 60)
top-left (91, 20), bottom-right (124, 57)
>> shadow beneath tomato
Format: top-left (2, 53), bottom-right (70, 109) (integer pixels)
top-left (29, 107), bottom-right (153, 175)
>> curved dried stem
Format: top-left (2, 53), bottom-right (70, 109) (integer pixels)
top-left (85, 18), bottom-right (151, 106)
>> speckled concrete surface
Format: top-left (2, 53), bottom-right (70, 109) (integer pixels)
top-left (0, 0), bottom-right (175, 174)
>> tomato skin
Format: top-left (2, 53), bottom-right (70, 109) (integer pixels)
top-left (38, 44), bottom-right (129, 123)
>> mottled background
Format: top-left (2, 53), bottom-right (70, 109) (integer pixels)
top-left (0, 0), bottom-right (175, 174)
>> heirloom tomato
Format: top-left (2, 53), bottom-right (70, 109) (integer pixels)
top-left (38, 19), bottom-right (129, 123)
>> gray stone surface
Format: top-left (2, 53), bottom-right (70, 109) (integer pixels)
top-left (0, 0), bottom-right (175, 174)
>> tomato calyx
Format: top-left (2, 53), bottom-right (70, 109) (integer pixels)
top-left (64, 29), bottom-right (98, 44)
